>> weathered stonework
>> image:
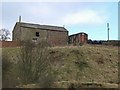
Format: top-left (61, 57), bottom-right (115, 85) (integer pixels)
top-left (12, 22), bottom-right (68, 46)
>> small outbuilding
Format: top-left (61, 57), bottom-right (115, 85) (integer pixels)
top-left (69, 32), bottom-right (88, 45)
top-left (12, 22), bottom-right (68, 46)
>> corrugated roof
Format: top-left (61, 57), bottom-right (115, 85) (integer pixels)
top-left (16, 22), bottom-right (68, 32)
top-left (69, 32), bottom-right (88, 37)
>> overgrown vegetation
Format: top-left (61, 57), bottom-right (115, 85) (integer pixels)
top-left (72, 49), bottom-right (89, 71)
top-left (2, 44), bottom-right (118, 88)
top-left (2, 52), bottom-right (19, 88)
top-left (17, 40), bottom-right (57, 87)
top-left (2, 40), bottom-right (56, 88)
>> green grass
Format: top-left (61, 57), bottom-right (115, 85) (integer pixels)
top-left (2, 44), bottom-right (118, 88)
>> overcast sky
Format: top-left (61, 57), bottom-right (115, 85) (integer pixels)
top-left (1, 0), bottom-right (119, 40)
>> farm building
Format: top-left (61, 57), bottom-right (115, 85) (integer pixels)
top-left (12, 22), bottom-right (68, 46)
top-left (69, 32), bottom-right (88, 45)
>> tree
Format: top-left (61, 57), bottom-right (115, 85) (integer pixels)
top-left (0, 28), bottom-right (10, 41)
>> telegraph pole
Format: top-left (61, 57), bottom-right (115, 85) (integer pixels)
top-left (107, 23), bottom-right (110, 42)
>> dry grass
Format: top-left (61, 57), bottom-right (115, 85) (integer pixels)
top-left (2, 44), bottom-right (118, 88)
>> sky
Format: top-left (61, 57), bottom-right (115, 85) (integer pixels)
top-left (1, 0), bottom-right (119, 40)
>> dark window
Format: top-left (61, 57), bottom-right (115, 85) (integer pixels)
top-left (36, 32), bottom-right (39, 37)
top-left (33, 38), bottom-right (37, 40)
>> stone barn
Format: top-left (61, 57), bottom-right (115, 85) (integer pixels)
top-left (12, 22), bottom-right (68, 46)
top-left (69, 32), bottom-right (88, 45)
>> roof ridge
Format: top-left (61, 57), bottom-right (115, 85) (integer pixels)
top-left (17, 22), bottom-right (64, 28)
top-left (16, 22), bottom-right (68, 31)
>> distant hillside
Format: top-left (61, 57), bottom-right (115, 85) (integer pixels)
top-left (2, 44), bottom-right (118, 88)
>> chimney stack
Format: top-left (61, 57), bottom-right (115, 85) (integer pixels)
top-left (19, 16), bottom-right (21, 22)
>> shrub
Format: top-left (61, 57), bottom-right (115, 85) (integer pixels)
top-left (16, 40), bottom-right (55, 87)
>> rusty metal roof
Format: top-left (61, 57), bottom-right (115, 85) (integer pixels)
top-left (16, 22), bottom-right (68, 32)
top-left (69, 32), bottom-right (88, 37)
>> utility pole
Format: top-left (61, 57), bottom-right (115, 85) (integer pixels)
top-left (107, 23), bottom-right (110, 42)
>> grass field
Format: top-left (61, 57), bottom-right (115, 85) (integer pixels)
top-left (2, 44), bottom-right (118, 88)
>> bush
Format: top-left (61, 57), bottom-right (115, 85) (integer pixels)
top-left (16, 40), bottom-right (55, 87)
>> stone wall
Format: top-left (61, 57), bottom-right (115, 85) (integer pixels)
top-left (47, 30), bottom-right (68, 46)
top-left (12, 22), bottom-right (68, 46)
top-left (0, 41), bottom-right (20, 48)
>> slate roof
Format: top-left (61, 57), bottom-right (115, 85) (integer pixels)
top-left (16, 22), bottom-right (68, 32)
